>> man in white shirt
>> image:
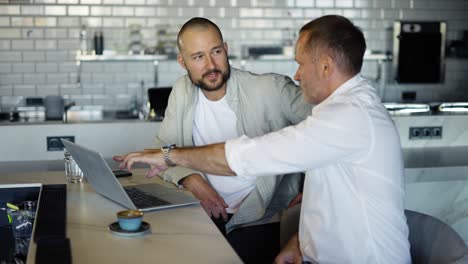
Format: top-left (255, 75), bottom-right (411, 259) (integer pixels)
top-left (115, 15), bottom-right (411, 263)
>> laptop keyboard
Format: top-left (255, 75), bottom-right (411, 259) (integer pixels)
top-left (124, 186), bottom-right (170, 208)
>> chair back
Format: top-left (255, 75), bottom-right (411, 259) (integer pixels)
top-left (405, 210), bottom-right (468, 263)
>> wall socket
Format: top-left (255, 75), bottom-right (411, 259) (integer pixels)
top-left (46, 136), bottom-right (75, 151)
top-left (409, 126), bottom-right (442, 140)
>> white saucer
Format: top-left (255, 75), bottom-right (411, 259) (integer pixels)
top-left (109, 221), bottom-right (151, 237)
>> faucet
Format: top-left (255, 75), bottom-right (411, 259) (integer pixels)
top-left (63, 101), bottom-right (76, 123)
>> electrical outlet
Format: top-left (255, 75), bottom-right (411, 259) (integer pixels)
top-left (47, 136), bottom-right (75, 151)
top-left (422, 127), bottom-right (432, 138)
top-left (409, 127), bottom-right (422, 139)
top-left (431, 126), bottom-right (442, 138)
top-left (409, 127), bottom-right (442, 140)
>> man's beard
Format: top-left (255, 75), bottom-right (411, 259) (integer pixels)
top-left (189, 67), bottom-right (231, 92)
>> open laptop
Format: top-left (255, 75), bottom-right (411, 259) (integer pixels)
top-left (61, 139), bottom-right (198, 212)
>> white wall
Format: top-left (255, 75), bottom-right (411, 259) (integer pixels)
top-left (1, 0), bottom-right (468, 102)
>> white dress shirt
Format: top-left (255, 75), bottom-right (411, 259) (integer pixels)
top-left (225, 75), bottom-right (411, 263)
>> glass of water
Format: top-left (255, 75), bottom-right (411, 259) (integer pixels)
top-left (64, 149), bottom-right (84, 183)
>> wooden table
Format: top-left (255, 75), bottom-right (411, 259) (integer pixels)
top-left (0, 169), bottom-right (242, 264)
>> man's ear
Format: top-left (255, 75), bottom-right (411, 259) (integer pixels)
top-left (320, 55), bottom-right (334, 79)
top-left (223, 42), bottom-right (228, 53)
top-left (177, 54), bottom-right (187, 70)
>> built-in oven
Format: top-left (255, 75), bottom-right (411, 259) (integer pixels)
top-left (393, 21), bottom-right (447, 83)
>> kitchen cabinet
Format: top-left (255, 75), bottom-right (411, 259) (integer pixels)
top-left (0, 120), bottom-right (160, 162)
top-left (393, 114), bottom-right (468, 246)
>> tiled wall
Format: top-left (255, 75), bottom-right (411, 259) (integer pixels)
top-left (1, 0), bottom-right (468, 109)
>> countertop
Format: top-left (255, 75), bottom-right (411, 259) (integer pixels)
top-left (0, 169), bottom-right (242, 264)
top-left (0, 158), bottom-right (125, 174)
top-left (2, 146), bottom-right (468, 178)
top-left (1, 147), bottom-right (467, 172)
top-left (404, 146), bottom-right (468, 183)
top-left (0, 118), bottom-right (157, 126)
top-left (403, 146), bottom-right (468, 168)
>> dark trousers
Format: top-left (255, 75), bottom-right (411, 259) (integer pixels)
top-left (211, 215), bottom-right (280, 264)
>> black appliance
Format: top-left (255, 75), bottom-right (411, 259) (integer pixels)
top-left (393, 21), bottom-right (446, 83)
top-left (246, 46), bottom-right (283, 58)
top-left (94, 31), bottom-right (104, 55)
top-left (44, 95), bottom-right (64, 121)
top-left (147, 87), bottom-right (172, 121)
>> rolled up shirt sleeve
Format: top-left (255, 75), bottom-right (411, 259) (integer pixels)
top-left (225, 135), bottom-right (257, 176)
top-left (225, 101), bottom-right (371, 177)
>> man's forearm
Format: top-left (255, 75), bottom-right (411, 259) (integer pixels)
top-left (172, 143), bottom-right (236, 176)
top-left (178, 173), bottom-right (203, 188)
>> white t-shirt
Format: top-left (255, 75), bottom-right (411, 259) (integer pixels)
top-left (193, 89), bottom-right (257, 214)
top-left (225, 75), bottom-right (411, 263)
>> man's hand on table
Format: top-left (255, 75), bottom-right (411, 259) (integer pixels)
top-left (113, 150), bottom-right (230, 221)
top-left (181, 174), bottom-right (229, 221)
top-left (113, 149), bottom-right (168, 178)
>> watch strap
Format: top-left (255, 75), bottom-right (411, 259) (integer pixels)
top-left (161, 144), bottom-right (176, 167)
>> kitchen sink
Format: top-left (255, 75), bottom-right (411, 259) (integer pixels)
top-left (65, 106), bottom-right (139, 122)
top-left (0, 106), bottom-right (141, 124)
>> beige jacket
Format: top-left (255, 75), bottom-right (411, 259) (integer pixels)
top-left (155, 67), bottom-right (312, 232)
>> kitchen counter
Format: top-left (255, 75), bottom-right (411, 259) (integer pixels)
top-left (2, 146), bottom-right (468, 178)
top-left (403, 147), bottom-right (468, 245)
top-left (0, 120), bottom-right (162, 162)
top-left (404, 146), bottom-right (468, 168)
top-left (404, 146), bottom-right (468, 183)
top-left (0, 118), bottom-right (152, 126)
top-left (0, 169), bottom-right (242, 264)
top-left (0, 158), bottom-right (147, 174)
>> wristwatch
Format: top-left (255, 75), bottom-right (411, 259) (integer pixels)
top-left (161, 144), bottom-right (176, 167)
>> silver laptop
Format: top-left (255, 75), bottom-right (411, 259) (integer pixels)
top-left (61, 139), bottom-right (198, 212)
